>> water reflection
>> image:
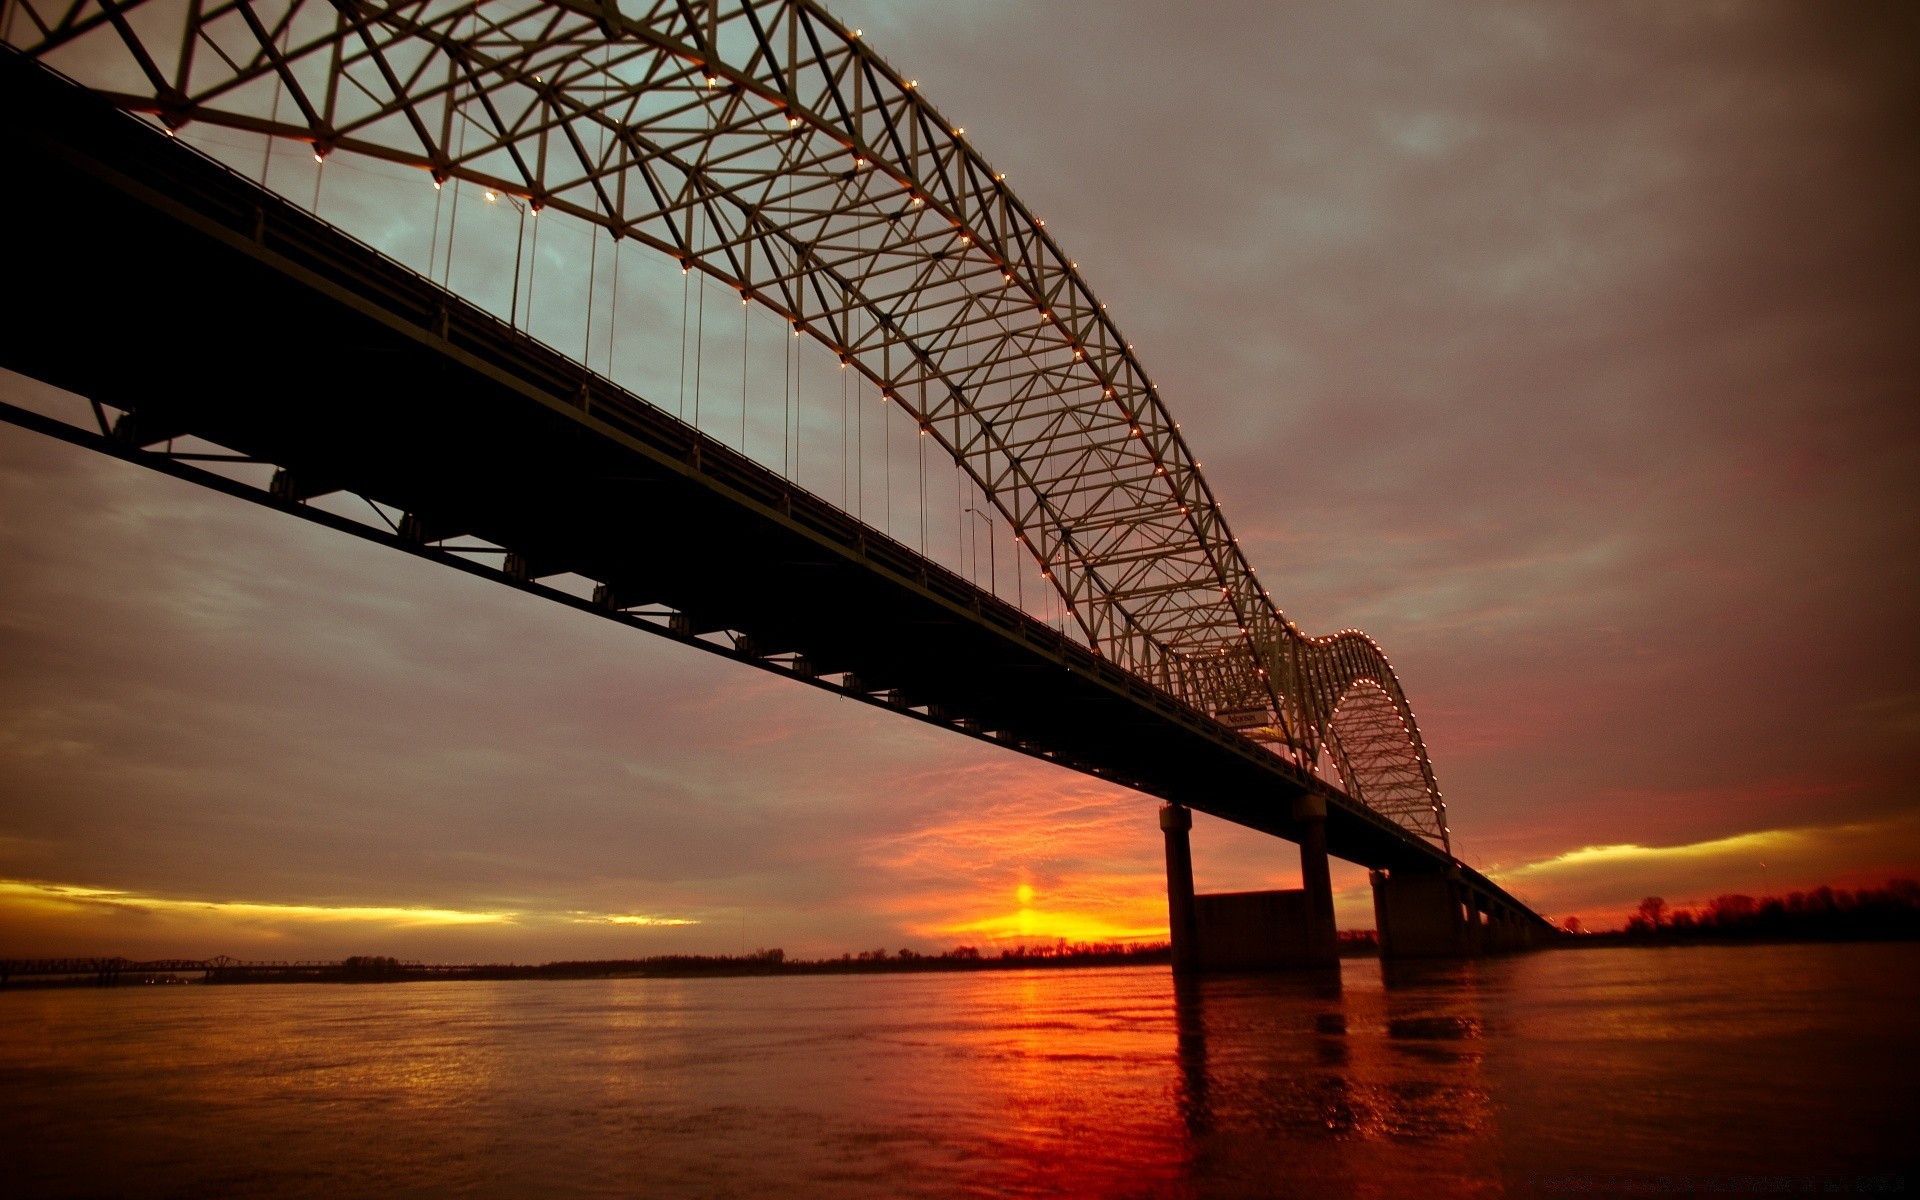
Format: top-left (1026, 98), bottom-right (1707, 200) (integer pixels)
top-left (0, 944), bottom-right (1914, 1196)
top-left (1169, 965), bottom-right (1497, 1194)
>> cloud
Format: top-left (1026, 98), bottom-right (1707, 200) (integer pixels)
top-left (1481, 811), bottom-right (1920, 926)
top-left (2, 2), bottom-right (1917, 958)
top-left (0, 878), bottom-right (516, 926)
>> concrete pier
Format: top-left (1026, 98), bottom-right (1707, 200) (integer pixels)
top-left (1161, 804), bottom-right (1199, 975)
top-left (1292, 794), bottom-right (1338, 968)
top-left (1371, 866), bottom-right (1540, 958)
top-left (1161, 800), bottom-right (1338, 973)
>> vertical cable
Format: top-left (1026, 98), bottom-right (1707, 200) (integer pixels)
top-left (427, 179), bottom-right (445, 281)
top-left (694, 267), bottom-right (706, 430)
top-left (607, 238), bottom-right (621, 379)
top-left (954, 444), bottom-right (964, 577)
top-left (584, 226), bottom-right (599, 364)
top-left (884, 387), bottom-right (891, 537)
top-left (526, 208), bottom-right (541, 334)
top-left (783, 324), bottom-right (793, 477)
top-left (741, 293), bottom-right (749, 452)
top-left (678, 261), bottom-right (691, 419)
top-left (793, 329), bottom-right (802, 485)
top-left (840, 359), bottom-right (849, 509)
top-left (918, 403), bottom-right (927, 554)
top-left (510, 203), bottom-right (526, 329)
top-left (856, 370), bottom-right (864, 522)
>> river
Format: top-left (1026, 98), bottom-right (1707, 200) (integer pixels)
top-left (2, 942), bottom-right (1914, 1196)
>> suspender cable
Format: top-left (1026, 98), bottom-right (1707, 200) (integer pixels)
top-left (918, 381), bottom-right (927, 556)
top-left (741, 292), bottom-right (749, 452)
top-left (607, 237), bottom-right (620, 380)
top-left (693, 261), bottom-right (706, 431)
top-left (677, 259), bottom-right (690, 420)
top-left (525, 207), bottom-right (540, 335)
top-left (784, 324), bottom-right (793, 478)
top-left (884, 383), bottom-right (891, 538)
top-left (856, 366), bottom-right (864, 523)
top-left (840, 357), bottom-right (849, 510)
top-left (427, 175), bottom-right (444, 282)
top-left (793, 328), bottom-right (802, 485)
top-left (509, 202), bottom-right (525, 330)
top-left (584, 226), bottom-right (598, 365)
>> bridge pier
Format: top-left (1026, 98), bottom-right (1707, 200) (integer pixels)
top-left (1370, 867), bottom-right (1540, 958)
top-left (1292, 794), bottom-right (1339, 968)
top-left (1160, 803), bottom-right (1199, 975)
top-left (1159, 801), bottom-right (1338, 974)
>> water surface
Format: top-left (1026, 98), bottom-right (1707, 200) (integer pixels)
top-left (3, 942), bottom-right (1914, 1196)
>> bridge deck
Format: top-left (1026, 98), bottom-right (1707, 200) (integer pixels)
top-left (0, 51), bottom-right (1544, 920)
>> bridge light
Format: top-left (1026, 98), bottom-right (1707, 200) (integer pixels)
top-left (485, 190), bottom-right (497, 202)
top-left (788, 115), bottom-right (802, 129)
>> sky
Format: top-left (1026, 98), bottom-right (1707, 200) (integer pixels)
top-left (2, 0), bottom-right (1917, 961)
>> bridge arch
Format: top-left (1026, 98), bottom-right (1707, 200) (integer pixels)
top-left (11, 0), bottom-right (1452, 849)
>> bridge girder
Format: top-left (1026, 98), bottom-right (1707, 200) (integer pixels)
top-left (9, 1), bottom-right (1448, 850)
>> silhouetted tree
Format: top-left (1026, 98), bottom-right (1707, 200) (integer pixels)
top-left (1637, 897), bottom-right (1669, 929)
top-left (1710, 894), bottom-right (1756, 925)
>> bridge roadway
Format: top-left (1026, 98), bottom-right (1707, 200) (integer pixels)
top-left (0, 52), bottom-right (1546, 925)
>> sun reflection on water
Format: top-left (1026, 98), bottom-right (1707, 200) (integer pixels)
top-left (1, 945), bottom-right (1914, 1195)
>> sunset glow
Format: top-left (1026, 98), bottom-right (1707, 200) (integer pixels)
top-left (0, 0), bottom-right (1914, 961)
top-left (0, 879), bottom-right (516, 926)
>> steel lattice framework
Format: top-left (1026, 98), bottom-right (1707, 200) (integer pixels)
top-left (7, 0), bottom-right (1450, 849)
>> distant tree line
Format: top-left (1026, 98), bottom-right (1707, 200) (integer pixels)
top-left (828, 940), bottom-right (1171, 969)
top-left (1604, 880), bottom-right (1920, 942)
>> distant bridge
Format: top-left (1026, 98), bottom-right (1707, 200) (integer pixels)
top-left (0, 0), bottom-right (1552, 964)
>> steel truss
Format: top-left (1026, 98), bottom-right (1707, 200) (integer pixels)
top-left (7, 0), bottom-right (1449, 849)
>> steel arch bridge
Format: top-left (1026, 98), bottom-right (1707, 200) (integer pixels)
top-left (6, 0), bottom-right (1451, 853)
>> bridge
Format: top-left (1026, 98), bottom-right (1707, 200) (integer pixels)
top-left (0, 0), bottom-right (1553, 968)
